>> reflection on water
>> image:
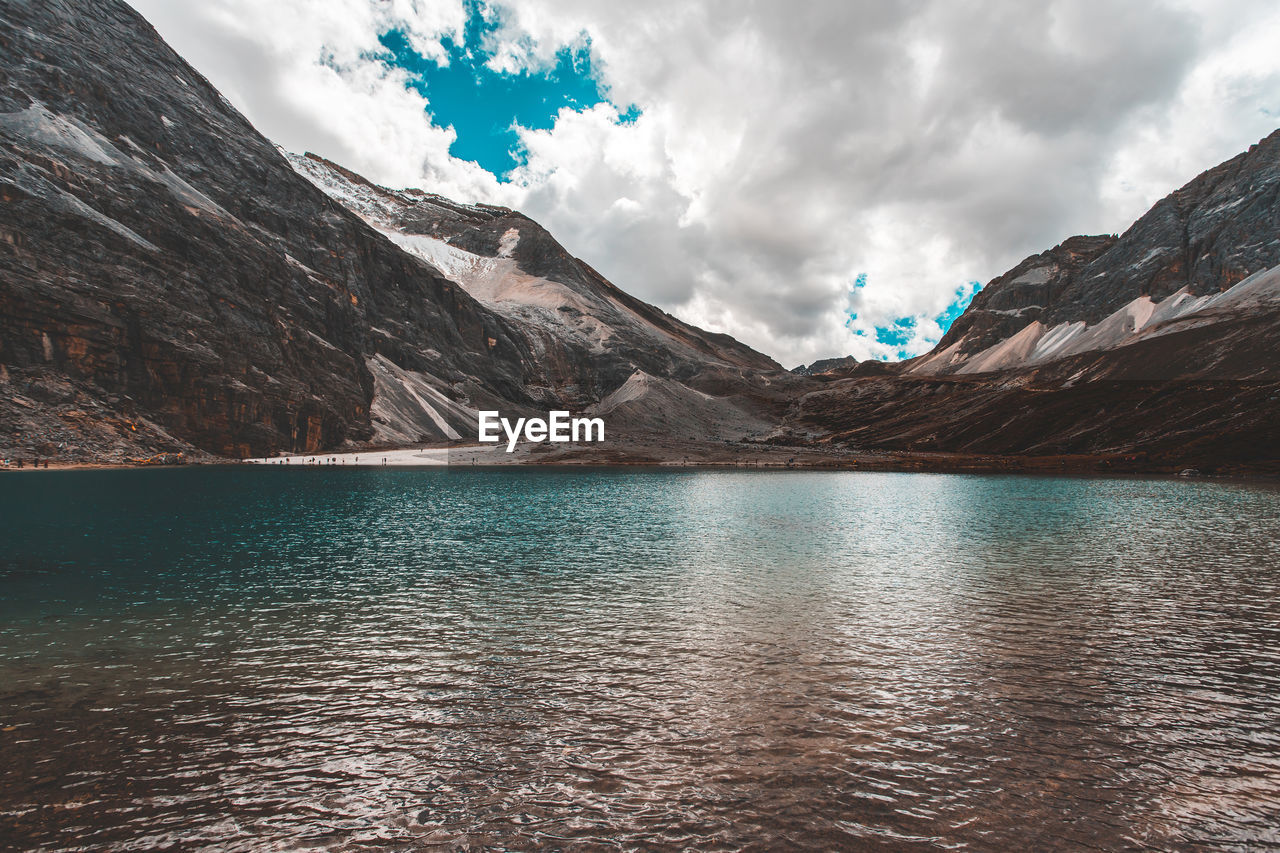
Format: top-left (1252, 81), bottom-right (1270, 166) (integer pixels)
top-left (2, 469), bottom-right (1279, 850)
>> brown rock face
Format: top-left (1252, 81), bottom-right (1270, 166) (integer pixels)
top-left (933, 235), bottom-right (1117, 361)
top-left (783, 315), bottom-right (1280, 474)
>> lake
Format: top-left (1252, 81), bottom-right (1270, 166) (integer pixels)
top-left (2, 468), bottom-right (1279, 850)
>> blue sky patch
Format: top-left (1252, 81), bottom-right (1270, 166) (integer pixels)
top-left (377, 1), bottom-right (638, 178)
top-left (936, 281), bottom-right (981, 333)
top-left (847, 276), bottom-right (981, 360)
top-left (874, 316), bottom-right (916, 348)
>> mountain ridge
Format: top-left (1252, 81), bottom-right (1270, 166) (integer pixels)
top-left (775, 128), bottom-right (1280, 472)
top-left (2, 0), bottom-right (1277, 473)
top-left (909, 127), bottom-right (1280, 376)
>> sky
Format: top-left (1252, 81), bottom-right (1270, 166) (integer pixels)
top-left (126, 0), bottom-right (1280, 367)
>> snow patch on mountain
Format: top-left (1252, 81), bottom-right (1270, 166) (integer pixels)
top-left (381, 230), bottom-right (502, 284)
top-left (916, 263), bottom-right (1280, 375)
top-left (498, 227), bottom-right (519, 258)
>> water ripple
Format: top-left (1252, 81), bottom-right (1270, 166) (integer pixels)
top-left (2, 469), bottom-right (1279, 850)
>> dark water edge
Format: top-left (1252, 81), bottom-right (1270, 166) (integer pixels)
top-left (2, 467), bottom-right (1279, 851)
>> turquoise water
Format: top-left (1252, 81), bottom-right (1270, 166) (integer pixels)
top-left (2, 468), bottom-right (1279, 850)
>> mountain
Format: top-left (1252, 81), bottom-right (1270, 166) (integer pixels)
top-left (791, 356), bottom-right (859, 376)
top-left (0, 0), bottom-right (789, 463)
top-left (284, 153), bottom-right (792, 444)
top-left (791, 357), bottom-right (896, 379)
top-left (779, 131), bottom-right (1280, 473)
top-left (909, 130), bottom-right (1280, 378)
top-left (3, 0), bottom-right (1276, 473)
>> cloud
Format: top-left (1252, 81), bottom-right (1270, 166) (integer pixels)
top-left (126, 0), bottom-right (1280, 367)
top-left (126, 0), bottom-right (512, 202)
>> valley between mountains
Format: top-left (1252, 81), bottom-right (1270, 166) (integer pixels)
top-left (1, 0), bottom-right (1277, 474)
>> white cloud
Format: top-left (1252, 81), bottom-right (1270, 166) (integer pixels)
top-left (1100, 1), bottom-right (1280, 227)
top-left (127, 0), bottom-right (512, 203)
top-left (127, 0), bottom-right (1280, 367)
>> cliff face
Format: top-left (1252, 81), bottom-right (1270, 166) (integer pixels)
top-left (0, 0), bottom-right (535, 459)
top-left (0, 0), bottom-right (788, 462)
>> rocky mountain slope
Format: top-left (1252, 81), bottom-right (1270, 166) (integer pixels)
top-left (781, 131), bottom-right (1280, 473)
top-left (0, 0), bottom-right (791, 463)
top-left (911, 130), bottom-right (1280, 377)
top-left (285, 153), bottom-right (792, 445)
